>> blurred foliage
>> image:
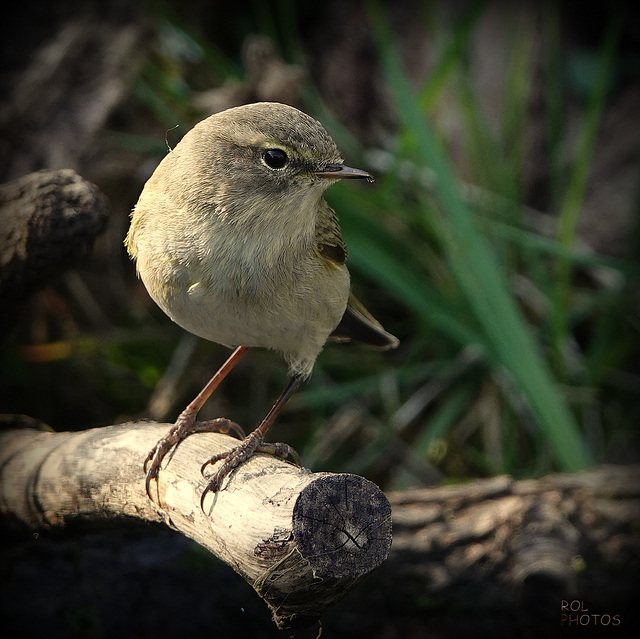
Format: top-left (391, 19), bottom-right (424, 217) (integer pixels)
top-left (3, 0), bottom-right (639, 490)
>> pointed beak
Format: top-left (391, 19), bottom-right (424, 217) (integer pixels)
top-left (314, 163), bottom-right (374, 182)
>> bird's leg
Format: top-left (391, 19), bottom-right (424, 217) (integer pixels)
top-left (200, 373), bottom-right (304, 504)
top-left (144, 345), bottom-right (249, 501)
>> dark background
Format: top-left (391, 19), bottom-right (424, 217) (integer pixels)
top-left (1, 0), bottom-right (639, 637)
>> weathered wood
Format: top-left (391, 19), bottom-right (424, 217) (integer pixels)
top-left (0, 169), bottom-right (109, 325)
top-left (379, 465), bottom-right (640, 634)
top-left (0, 418), bottom-right (392, 629)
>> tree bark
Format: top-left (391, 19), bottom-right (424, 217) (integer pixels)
top-left (0, 418), bottom-right (392, 629)
top-left (375, 464), bottom-right (640, 635)
top-left (0, 169), bottom-right (109, 321)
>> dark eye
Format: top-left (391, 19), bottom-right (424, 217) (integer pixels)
top-left (262, 148), bottom-right (288, 169)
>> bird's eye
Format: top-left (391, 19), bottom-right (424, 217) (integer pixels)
top-left (262, 148), bottom-right (288, 169)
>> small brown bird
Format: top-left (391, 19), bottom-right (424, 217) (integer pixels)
top-left (126, 102), bottom-right (398, 503)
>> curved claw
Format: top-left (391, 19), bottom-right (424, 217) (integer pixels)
top-left (144, 445), bottom-right (166, 503)
top-left (145, 465), bottom-right (159, 502)
top-left (199, 431), bottom-right (263, 506)
top-left (200, 474), bottom-right (223, 509)
top-left (144, 417), bottom-right (242, 505)
top-left (143, 442), bottom-right (159, 474)
top-left (200, 460), bottom-right (237, 508)
top-left (198, 434), bottom-right (302, 509)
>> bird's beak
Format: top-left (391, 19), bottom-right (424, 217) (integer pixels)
top-left (315, 163), bottom-right (374, 182)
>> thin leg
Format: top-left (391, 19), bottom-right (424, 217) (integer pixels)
top-left (144, 345), bottom-right (249, 501)
top-left (200, 374), bottom-right (304, 505)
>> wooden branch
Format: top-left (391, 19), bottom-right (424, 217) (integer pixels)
top-left (0, 169), bottom-right (109, 327)
top-left (382, 466), bottom-right (640, 633)
top-left (2, 423), bottom-right (636, 634)
top-left (0, 418), bottom-right (392, 629)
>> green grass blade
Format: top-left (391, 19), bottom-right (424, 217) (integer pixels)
top-left (368, 0), bottom-right (591, 471)
top-left (332, 188), bottom-right (489, 353)
top-left (551, 10), bottom-right (622, 369)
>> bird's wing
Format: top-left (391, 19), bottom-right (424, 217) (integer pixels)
top-left (315, 200), bottom-right (398, 349)
top-left (315, 200), bottom-right (347, 266)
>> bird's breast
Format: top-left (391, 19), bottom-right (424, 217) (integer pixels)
top-left (143, 227), bottom-right (350, 358)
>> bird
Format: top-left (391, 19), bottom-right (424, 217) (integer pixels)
top-left (125, 102), bottom-right (399, 504)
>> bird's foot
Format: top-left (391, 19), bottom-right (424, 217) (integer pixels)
top-left (144, 415), bottom-right (243, 503)
top-left (200, 432), bottom-right (300, 506)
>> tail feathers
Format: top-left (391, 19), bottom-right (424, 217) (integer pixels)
top-left (330, 294), bottom-right (399, 350)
